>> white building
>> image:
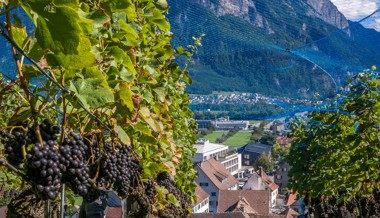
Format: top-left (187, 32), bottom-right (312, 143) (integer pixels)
top-left (242, 167), bottom-right (279, 207)
top-left (193, 140), bottom-right (241, 176)
top-left (193, 184), bottom-right (210, 213)
top-left (195, 159), bottom-right (239, 212)
top-left (192, 140), bottom-right (229, 163)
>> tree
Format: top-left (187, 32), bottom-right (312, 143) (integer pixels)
top-left (286, 71), bottom-right (380, 217)
top-left (271, 144), bottom-right (290, 160)
top-left (0, 0), bottom-right (197, 217)
top-left (260, 134), bottom-right (276, 146)
top-left (253, 152), bottom-right (274, 172)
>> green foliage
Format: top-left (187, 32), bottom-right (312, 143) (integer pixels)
top-left (259, 134), bottom-right (276, 146)
top-left (271, 143), bottom-right (290, 160)
top-left (287, 71), bottom-right (380, 206)
top-left (253, 152), bottom-right (274, 172)
top-left (0, 0), bottom-right (197, 216)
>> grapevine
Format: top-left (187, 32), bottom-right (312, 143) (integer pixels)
top-left (0, 0), bottom-right (197, 217)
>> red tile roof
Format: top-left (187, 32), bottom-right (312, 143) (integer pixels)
top-left (218, 190), bottom-right (270, 215)
top-left (257, 168), bottom-right (278, 191)
top-left (286, 192), bottom-right (298, 206)
top-left (105, 207), bottom-right (122, 218)
top-left (195, 184), bottom-right (209, 205)
top-left (0, 206), bottom-right (7, 218)
top-left (192, 212), bottom-right (251, 218)
top-left (198, 159), bottom-right (238, 190)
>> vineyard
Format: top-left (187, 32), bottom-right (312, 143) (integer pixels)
top-left (0, 0), bottom-right (197, 217)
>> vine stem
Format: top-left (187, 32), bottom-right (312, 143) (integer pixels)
top-left (5, 5), bottom-right (43, 144)
top-left (59, 74), bottom-right (67, 146)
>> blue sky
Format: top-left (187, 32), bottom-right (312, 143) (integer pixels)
top-left (331, 0), bottom-right (380, 31)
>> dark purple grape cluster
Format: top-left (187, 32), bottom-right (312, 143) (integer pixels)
top-left (145, 177), bottom-right (156, 199)
top-left (96, 144), bottom-right (140, 198)
top-left (157, 172), bottom-right (190, 218)
top-left (39, 120), bottom-right (60, 141)
top-left (60, 132), bottom-right (89, 195)
top-left (26, 142), bottom-right (62, 200)
top-left (1, 126), bottom-right (36, 166)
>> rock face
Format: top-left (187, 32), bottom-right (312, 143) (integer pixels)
top-left (192, 0), bottom-right (350, 35)
top-left (306, 0), bottom-right (350, 34)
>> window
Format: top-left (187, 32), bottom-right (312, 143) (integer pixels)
top-left (244, 160), bottom-right (250, 165)
top-left (276, 175), bottom-right (282, 179)
top-left (200, 182), bottom-right (209, 187)
top-left (216, 201), bottom-right (218, 206)
top-left (282, 167), bottom-right (287, 172)
top-left (211, 192), bottom-right (216, 196)
top-left (209, 201), bottom-right (214, 205)
top-left (244, 154), bottom-right (250, 159)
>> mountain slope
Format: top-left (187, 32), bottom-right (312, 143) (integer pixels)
top-left (168, 0), bottom-right (380, 98)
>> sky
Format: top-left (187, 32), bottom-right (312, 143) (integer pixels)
top-left (330, 0), bottom-right (380, 31)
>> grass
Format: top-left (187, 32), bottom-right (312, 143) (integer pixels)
top-left (223, 131), bottom-right (252, 146)
top-left (203, 131), bottom-right (226, 143)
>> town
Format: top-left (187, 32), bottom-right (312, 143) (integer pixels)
top-left (190, 118), bottom-right (302, 218)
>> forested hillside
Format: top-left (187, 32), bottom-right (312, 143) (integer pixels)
top-left (168, 0), bottom-right (380, 98)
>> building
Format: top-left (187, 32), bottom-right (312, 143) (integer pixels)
top-left (272, 121), bottom-right (286, 134)
top-left (242, 167), bottom-right (279, 207)
top-left (193, 184), bottom-right (210, 213)
top-left (219, 152), bottom-right (242, 176)
top-left (274, 163), bottom-right (291, 194)
top-left (212, 120), bottom-right (249, 131)
top-left (239, 142), bottom-right (272, 166)
top-left (196, 120), bottom-right (213, 129)
top-left (193, 140), bottom-right (241, 176)
top-left (195, 159), bottom-right (239, 212)
top-left (192, 140), bottom-right (229, 163)
top-left (217, 190), bottom-right (271, 214)
top-left (276, 136), bottom-right (292, 146)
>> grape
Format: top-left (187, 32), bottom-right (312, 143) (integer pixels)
top-left (88, 143), bottom-right (141, 198)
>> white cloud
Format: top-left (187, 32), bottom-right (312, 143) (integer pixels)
top-left (330, 0), bottom-right (380, 31)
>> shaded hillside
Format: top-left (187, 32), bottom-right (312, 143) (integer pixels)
top-left (168, 0), bottom-right (380, 98)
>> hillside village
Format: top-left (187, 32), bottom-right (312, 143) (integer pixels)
top-left (190, 120), bottom-right (303, 218)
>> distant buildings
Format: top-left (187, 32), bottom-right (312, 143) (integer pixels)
top-left (195, 159), bottom-right (239, 212)
top-left (196, 118), bottom-right (249, 131)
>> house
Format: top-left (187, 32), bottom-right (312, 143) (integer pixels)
top-left (274, 163), bottom-right (291, 194)
top-left (276, 136), bottom-right (292, 146)
top-left (239, 142), bottom-right (272, 166)
top-left (192, 212), bottom-right (288, 218)
top-left (193, 140), bottom-right (242, 176)
top-left (195, 159), bottom-right (239, 212)
top-left (193, 184), bottom-right (210, 213)
top-left (217, 190), bottom-right (271, 215)
top-left (242, 167), bottom-right (279, 207)
top-left (286, 192), bottom-right (305, 216)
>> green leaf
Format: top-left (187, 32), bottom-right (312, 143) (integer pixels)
top-left (21, 1), bottom-right (82, 54)
top-left (11, 26), bottom-right (27, 48)
top-left (154, 0), bottom-right (169, 10)
top-left (115, 125), bottom-right (131, 146)
top-left (47, 37), bottom-right (96, 70)
top-left (70, 78), bottom-right (114, 108)
top-left (118, 82), bottom-right (134, 111)
top-left (167, 194), bottom-right (180, 207)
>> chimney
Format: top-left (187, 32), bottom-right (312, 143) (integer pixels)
top-left (259, 166), bottom-right (264, 177)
